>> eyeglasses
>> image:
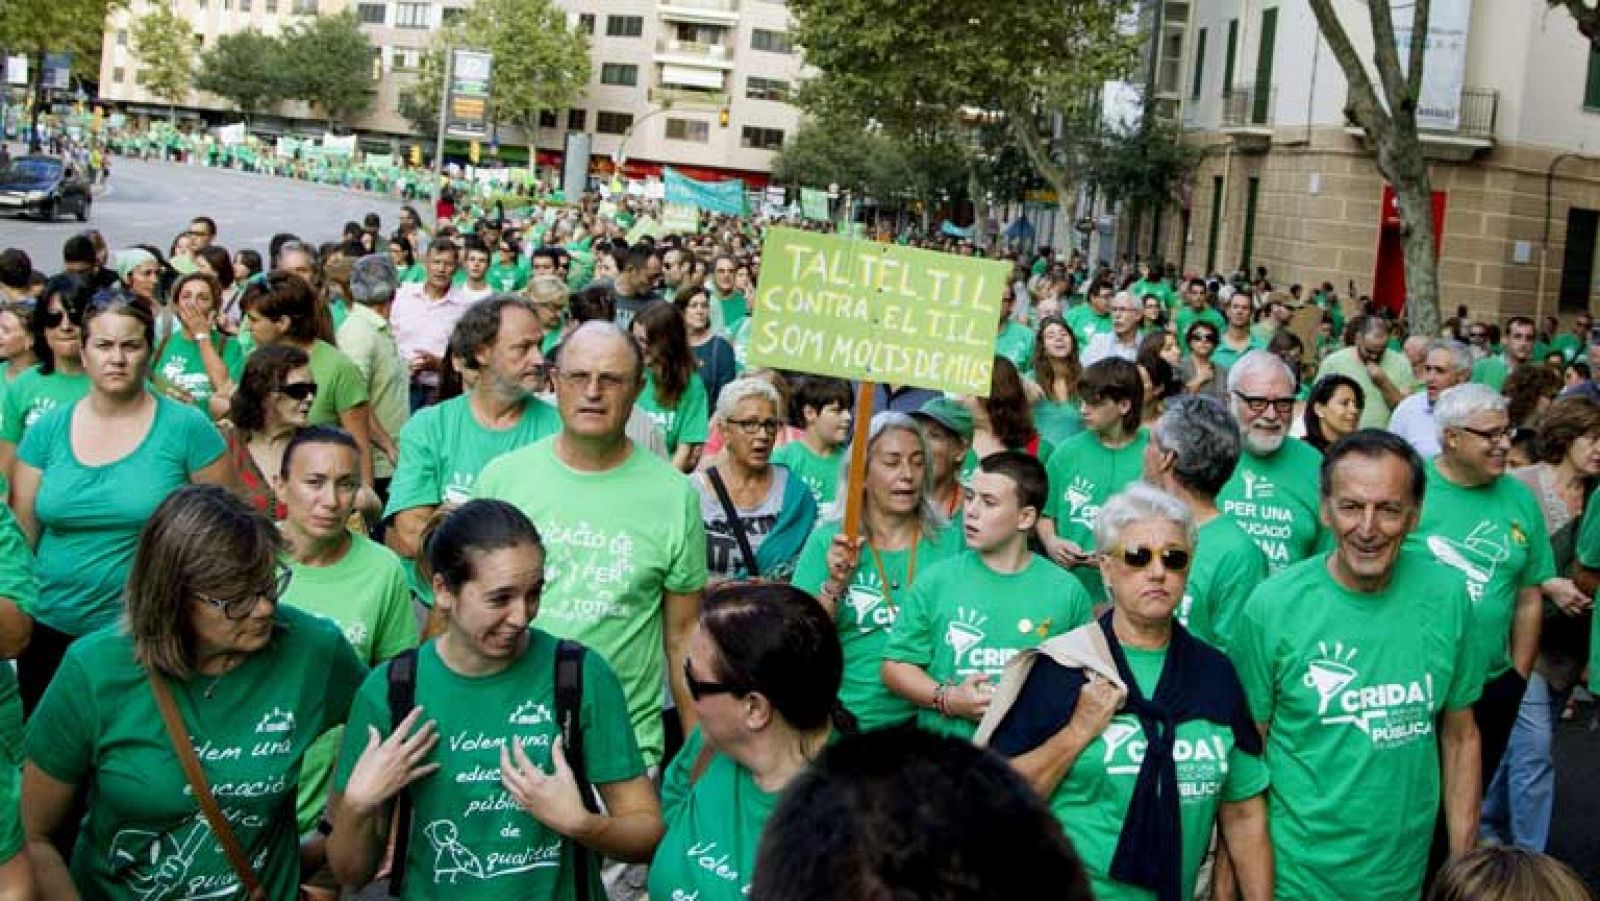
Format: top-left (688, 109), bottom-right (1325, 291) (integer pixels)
top-left (683, 657), bottom-right (744, 702)
top-left (1190, 333), bottom-right (1217, 344)
top-left (276, 382), bottom-right (317, 401)
top-left (195, 565), bottom-right (293, 620)
top-left (1459, 425), bottom-right (1512, 445)
top-left (1232, 391), bottom-right (1296, 416)
top-left (42, 309), bottom-right (73, 329)
top-left (554, 368), bottom-right (633, 392)
top-left (1110, 544), bottom-right (1191, 572)
top-left (725, 417), bottom-right (782, 436)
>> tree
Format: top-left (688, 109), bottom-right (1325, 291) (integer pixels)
top-left (195, 29), bottom-right (287, 125)
top-left (1306, 0), bottom-right (1440, 336)
top-left (772, 115), bottom-right (972, 229)
top-left (130, 5), bottom-right (195, 119)
top-left (1550, 0), bottom-right (1600, 46)
top-left (397, 49), bottom-right (445, 136)
top-left (0, 0), bottom-right (124, 147)
top-left (1083, 116), bottom-right (1200, 258)
top-left (790, 0), bottom-right (1142, 241)
top-left (279, 11), bottom-right (373, 128)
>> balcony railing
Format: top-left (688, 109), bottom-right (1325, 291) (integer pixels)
top-left (655, 38), bottom-right (732, 62)
top-left (650, 86), bottom-right (728, 108)
top-left (1343, 87), bottom-right (1498, 141)
top-left (660, 0), bottom-right (738, 12)
top-left (1222, 85), bottom-right (1274, 129)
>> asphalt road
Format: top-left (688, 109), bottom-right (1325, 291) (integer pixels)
top-left (1551, 698), bottom-right (1600, 888)
top-left (0, 150), bottom-right (411, 269)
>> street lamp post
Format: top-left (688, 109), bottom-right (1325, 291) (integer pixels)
top-left (613, 102), bottom-right (675, 172)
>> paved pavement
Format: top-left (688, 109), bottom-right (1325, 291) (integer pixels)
top-left (0, 151), bottom-right (411, 268)
top-left (1550, 697), bottom-right (1600, 888)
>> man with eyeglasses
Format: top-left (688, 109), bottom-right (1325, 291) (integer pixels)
top-left (1231, 430), bottom-right (1483, 900)
top-left (1175, 278), bottom-right (1224, 354)
top-left (1315, 314), bottom-right (1416, 429)
top-left (476, 320), bottom-right (708, 773)
top-left (1217, 351), bottom-right (1329, 573)
top-left (1470, 316), bottom-right (1536, 392)
top-left (1080, 291), bottom-right (1142, 367)
top-left (1409, 384), bottom-right (1587, 856)
top-left (1066, 280), bottom-right (1115, 346)
top-left (188, 216), bottom-right (217, 251)
top-left (1389, 339), bottom-right (1472, 459)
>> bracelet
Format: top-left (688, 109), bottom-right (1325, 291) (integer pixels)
top-left (932, 683), bottom-right (949, 717)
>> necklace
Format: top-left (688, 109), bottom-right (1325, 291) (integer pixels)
top-left (868, 528), bottom-right (921, 612)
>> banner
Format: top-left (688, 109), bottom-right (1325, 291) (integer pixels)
top-left (746, 228), bottom-right (1006, 396)
top-left (1393, 0), bottom-right (1471, 131)
top-left (215, 123), bottom-right (245, 145)
top-left (366, 152), bottom-right (394, 170)
top-left (800, 188), bottom-right (829, 222)
top-left (321, 133), bottom-right (356, 156)
top-left (662, 202), bottom-right (700, 234)
top-left (626, 216), bottom-right (661, 243)
top-left (446, 49), bottom-right (493, 139)
top-left (664, 167), bottom-right (745, 216)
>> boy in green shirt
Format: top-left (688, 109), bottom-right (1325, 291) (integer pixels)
top-left (883, 452), bottom-right (1094, 741)
top-left (770, 375), bottom-right (853, 511)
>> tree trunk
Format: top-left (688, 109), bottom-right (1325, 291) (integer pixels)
top-left (1007, 108), bottom-right (1079, 256)
top-left (1389, 150), bottom-right (1441, 337)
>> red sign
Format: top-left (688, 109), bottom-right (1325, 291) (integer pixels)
top-left (1372, 185), bottom-right (1447, 316)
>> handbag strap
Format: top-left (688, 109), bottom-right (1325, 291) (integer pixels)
top-left (706, 467), bottom-right (761, 579)
top-left (147, 670), bottom-right (266, 901)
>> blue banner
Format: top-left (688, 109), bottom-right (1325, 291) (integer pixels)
top-left (664, 167), bottom-right (746, 216)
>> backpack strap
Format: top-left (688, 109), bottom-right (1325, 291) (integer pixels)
top-left (706, 467), bottom-right (761, 579)
top-left (385, 648), bottom-right (419, 899)
top-left (555, 639), bottom-right (597, 901)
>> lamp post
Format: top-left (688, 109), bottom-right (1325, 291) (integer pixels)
top-left (613, 101), bottom-right (676, 172)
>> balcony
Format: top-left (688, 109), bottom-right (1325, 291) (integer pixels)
top-left (650, 86), bottom-right (728, 108)
top-left (1343, 87), bottom-right (1497, 162)
top-left (659, 0), bottom-right (739, 27)
top-left (1221, 85), bottom-right (1274, 150)
top-left (654, 38), bottom-right (735, 70)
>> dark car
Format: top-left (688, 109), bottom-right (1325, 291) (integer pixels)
top-left (0, 155), bottom-right (91, 221)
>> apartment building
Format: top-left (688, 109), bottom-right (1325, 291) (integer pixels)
top-left (1161, 0), bottom-right (1600, 323)
top-left (97, 0), bottom-right (804, 181)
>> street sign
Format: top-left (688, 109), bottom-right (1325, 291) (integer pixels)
top-left (445, 49), bottom-right (492, 139)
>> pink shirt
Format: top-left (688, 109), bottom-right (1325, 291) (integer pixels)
top-left (390, 282), bottom-right (473, 385)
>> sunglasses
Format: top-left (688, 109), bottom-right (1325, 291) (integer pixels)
top-left (1111, 544), bottom-right (1191, 572)
top-left (277, 382), bottom-right (317, 401)
top-left (683, 657), bottom-right (744, 702)
top-left (1190, 333), bottom-right (1217, 344)
top-left (42, 309), bottom-right (73, 329)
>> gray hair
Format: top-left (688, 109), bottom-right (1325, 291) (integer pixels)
top-left (1093, 482), bottom-right (1197, 555)
top-left (1434, 382), bottom-right (1508, 435)
top-left (827, 411), bottom-right (947, 534)
top-left (1428, 339), bottom-right (1473, 376)
top-left (1226, 349), bottom-right (1296, 394)
top-left (715, 376), bottom-right (783, 421)
top-left (1151, 395), bottom-right (1243, 498)
top-left (349, 253), bottom-right (398, 306)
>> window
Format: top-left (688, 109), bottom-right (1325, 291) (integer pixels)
top-left (751, 29), bottom-right (793, 53)
top-left (597, 111), bottom-right (634, 134)
top-left (674, 23), bottom-right (722, 44)
top-left (741, 126), bottom-right (784, 149)
top-left (116, 29), bottom-right (127, 46)
top-left (578, 13), bottom-right (594, 34)
top-left (265, 0), bottom-right (277, 13)
top-left (606, 15), bottom-right (643, 38)
top-left (392, 49), bottom-right (419, 70)
top-left (193, 34), bottom-right (204, 47)
top-left (394, 2), bottom-right (427, 28)
top-left (112, 67), bottom-right (125, 83)
top-left (1190, 28), bottom-right (1206, 100)
top-left (291, 0), bottom-right (316, 13)
top-left (197, 0), bottom-right (207, 9)
top-left (356, 2), bottom-right (384, 23)
top-left (239, 0), bottom-right (251, 11)
top-left (371, 46), bottom-right (383, 80)
top-left (666, 118), bottom-right (709, 142)
top-left (539, 110), bottom-right (558, 128)
top-left (1586, 45), bottom-right (1600, 110)
top-left (1222, 19), bottom-right (1237, 92)
top-left (745, 76), bottom-right (790, 102)
top-left (441, 8), bottom-right (463, 25)
top-left (600, 63), bottom-right (638, 86)
top-left (567, 109), bottom-right (587, 130)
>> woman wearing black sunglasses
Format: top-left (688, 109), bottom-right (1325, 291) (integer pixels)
top-left (227, 344), bottom-right (314, 521)
top-left (983, 483), bottom-right (1273, 901)
top-left (0, 275), bottom-right (92, 490)
top-left (1181, 320), bottom-right (1229, 402)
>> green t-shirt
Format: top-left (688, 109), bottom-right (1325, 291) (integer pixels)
top-left (1130, 278), bottom-right (1179, 312)
top-left (25, 607), bottom-right (367, 900)
top-left (883, 551), bottom-right (1094, 740)
top-left (1041, 645), bottom-right (1268, 901)
top-left (1216, 438), bottom-right (1328, 574)
top-left (1577, 489), bottom-right (1600, 692)
top-left (1178, 515), bottom-right (1269, 656)
top-left (770, 441), bottom-right (845, 509)
top-left (0, 502), bottom-right (38, 615)
top-left (284, 532), bottom-right (420, 833)
top-left (636, 370), bottom-right (710, 453)
top-left (792, 521), bottom-right (964, 730)
top-left (712, 290), bottom-right (748, 332)
top-left (383, 394), bottom-right (563, 601)
top-left (649, 726), bottom-right (785, 901)
top-left (1033, 397), bottom-right (1084, 446)
top-left (1551, 332), bottom-right (1583, 362)
top-left (18, 395), bottom-right (225, 636)
top-left (995, 320), bottom-right (1035, 372)
top-left (1174, 307), bottom-right (1226, 353)
top-left (1410, 462), bottom-right (1555, 682)
top-left (153, 331), bottom-right (244, 411)
top-left (399, 262), bottom-right (427, 283)
top-left (306, 339), bottom-right (369, 426)
top-left (1470, 355), bottom-right (1512, 392)
top-left (1042, 429), bottom-right (1150, 601)
top-left (0, 663), bottom-right (20, 863)
top-left (959, 437), bottom-right (1056, 484)
top-left (0, 365), bottom-right (90, 445)
top-left (487, 263), bottom-right (529, 293)
top-left (1065, 305), bottom-right (1112, 345)
top-left (1230, 551), bottom-right (1482, 901)
top-left (333, 632), bottom-right (643, 900)
top-left (475, 439), bottom-right (709, 765)
top-left (1210, 333), bottom-right (1265, 370)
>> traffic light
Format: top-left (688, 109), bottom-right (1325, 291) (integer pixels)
top-left (469, 140), bottom-right (480, 164)
top-left (409, 144), bottom-right (421, 166)
top-left (718, 107), bottom-right (730, 128)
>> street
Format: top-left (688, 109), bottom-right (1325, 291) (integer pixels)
top-left (1551, 702), bottom-right (1599, 888)
top-left (0, 152), bottom-right (411, 268)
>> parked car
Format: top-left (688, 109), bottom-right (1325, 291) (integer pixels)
top-left (0, 155), bottom-right (91, 221)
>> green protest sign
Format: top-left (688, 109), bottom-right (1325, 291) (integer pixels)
top-left (626, 216), bottom-right (661, 243)
top-left (747, 228), bottom-right (1006, 396)
top-left (800, 187), bottom-right (830, 222)
top-left (662, 202), bottom-right (700, 235)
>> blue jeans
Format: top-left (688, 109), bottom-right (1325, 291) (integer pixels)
top-left (1480, 671), bottom-right (1571, 850)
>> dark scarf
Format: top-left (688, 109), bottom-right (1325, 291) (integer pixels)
top-left (1098, 610), bottom-right (1263, 901)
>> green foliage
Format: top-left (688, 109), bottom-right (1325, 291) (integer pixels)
top-left (278, 12), bottom-right (374, 126)
top-left (195, 29), bottom-right (287, 120)
top-left (130, 4), bottom-right (194, 110)
top-left (1083, 118), bottom-right (1200, 215)
top-left (397, 50), bottom-right (445, 136)
top-left (0, 0), bottom-right (122, 75)
top-left (771, 115), bottom-right (971, 210)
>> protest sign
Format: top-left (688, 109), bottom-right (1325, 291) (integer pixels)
top-left (662, 202), bottom-right (700, 235)
top-left (664, 167), bottom-right (746, 216)
top-left (800, 188), bottom-right (829, 222)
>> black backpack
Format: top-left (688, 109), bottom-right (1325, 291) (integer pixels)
top-left (385, 639), bottom-right (599, 898)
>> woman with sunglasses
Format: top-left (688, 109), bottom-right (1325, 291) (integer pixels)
top-left (1180, 320), bottom-right (1228, 401)
top-left (984, 483), bottom-right (1273, 901)
top-left (227, 345), bottom-right (314, 520)
top-left (649, 582), bottom-right (852, 900)
top-left (0, 276), bottom-right (92, 489)
top-left (690, 378), bottom-right (817, 583)
top-left (632, 301), bottom-right (710, 473)
top-left (329, 499), bottom-right (660, 898)
top-left (12, 291), bottom-right (232, 713)
top-left (1030, 315), bottom-right (1085, 446)
top-left (23, 485), bottom-right (367, 899)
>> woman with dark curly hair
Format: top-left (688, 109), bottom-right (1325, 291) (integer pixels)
top-left (1301, 374), bottom-right (1365, 454)
top-left (632, 300), bottom-right (709, 472)
top-left (227, 344), bottom-right (313, 520)
top-left (1503, 363), bottom-right (1563, 432)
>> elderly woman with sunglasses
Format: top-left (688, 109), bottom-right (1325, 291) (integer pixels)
top-left (23, 485), bottom-right (367, 900)
top-left (982, 483), bottom-right (1273, 901)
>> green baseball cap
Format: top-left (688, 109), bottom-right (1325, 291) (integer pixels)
top-left (911, 396), bottom-right (975, 443)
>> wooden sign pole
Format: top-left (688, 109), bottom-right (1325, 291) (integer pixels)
top-left (841, 380), bottom-right (877, 540)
